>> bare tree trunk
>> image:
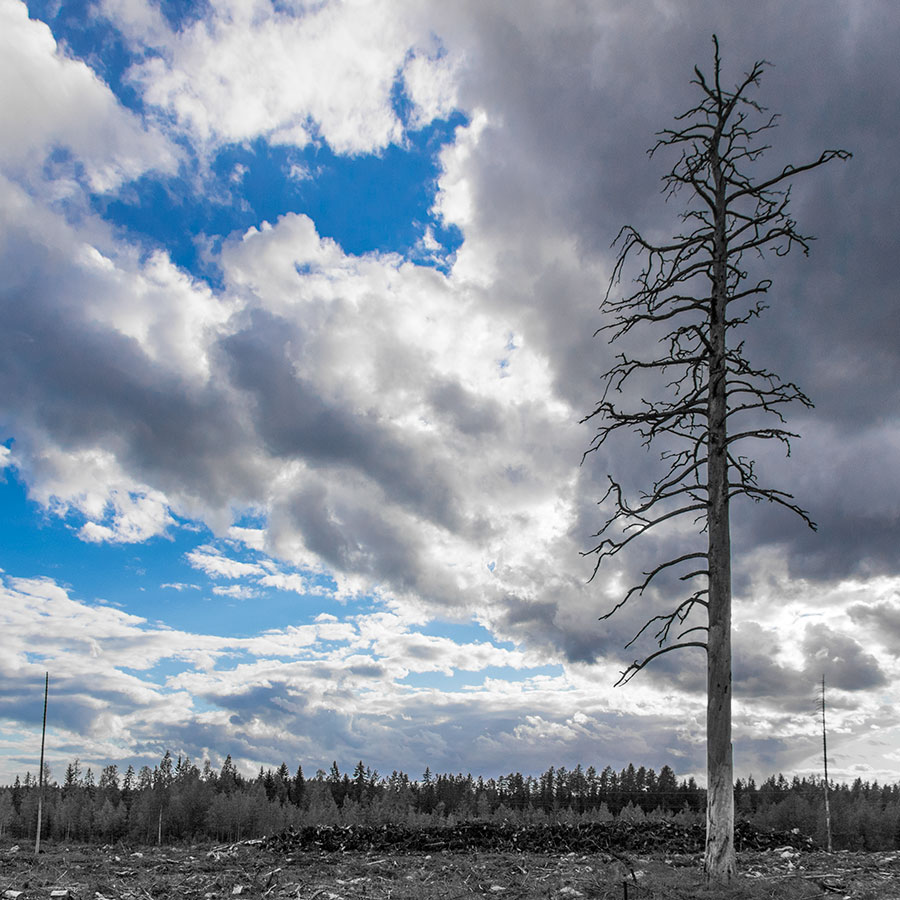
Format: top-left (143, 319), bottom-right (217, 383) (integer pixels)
top-left (705, 149), bottom-right (735, 883)
top-left (706, 509), bottom-right (734, 881)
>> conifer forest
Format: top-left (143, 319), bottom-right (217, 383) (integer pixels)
top-left (2, 754), bottom-right (898, 851)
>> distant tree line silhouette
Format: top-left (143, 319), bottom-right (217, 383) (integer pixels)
top-left (1, 754), bottom-right (897, 850)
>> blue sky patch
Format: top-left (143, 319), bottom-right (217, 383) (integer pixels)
top-left (401, 663), bottom-right (564, 691)
top-left (94, 119), bottom-right (465, 283)
top-left (25, 0), bottom-right (144, 112)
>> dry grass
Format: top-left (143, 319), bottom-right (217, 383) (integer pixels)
top-left (1, 842), bottom-right (898, 900)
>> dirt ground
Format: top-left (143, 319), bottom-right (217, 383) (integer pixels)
top-left (1, 842), bottom-right (898, 900)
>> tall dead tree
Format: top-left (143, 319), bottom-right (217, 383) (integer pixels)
top-left (583, 37), bottom-right (848, 883)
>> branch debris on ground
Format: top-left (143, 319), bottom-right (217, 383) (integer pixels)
top-left (1, 830), bottom-right (897, 900)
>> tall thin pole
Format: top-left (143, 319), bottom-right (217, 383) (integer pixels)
top-left (35, 672), bottom-right (49, 856)
top-left (821, 675), bottom-right (832, 853)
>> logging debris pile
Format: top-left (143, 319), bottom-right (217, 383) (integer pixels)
top-left (259, 820), bottom-right (816, 856)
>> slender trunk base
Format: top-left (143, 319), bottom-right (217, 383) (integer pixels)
top-left (704, 578), bottom-right (734, 883)
top-left (704, 745), bottom-right (735, 882)
top-left (704, 612), bottom-right (735, 882)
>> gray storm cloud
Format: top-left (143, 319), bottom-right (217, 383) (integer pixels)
top-left (1, 0), bottom-right (898, 782)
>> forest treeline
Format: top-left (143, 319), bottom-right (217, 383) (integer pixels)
top-left (2, 754), bottom-right (898, 851)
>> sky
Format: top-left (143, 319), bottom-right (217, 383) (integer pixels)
top-left (1, 0), bottom-right (899, 790)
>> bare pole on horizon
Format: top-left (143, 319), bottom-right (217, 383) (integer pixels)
top-left (820, 675), bottom-right (833, 853)
top-left (34, 672), bottom-right (49, 856)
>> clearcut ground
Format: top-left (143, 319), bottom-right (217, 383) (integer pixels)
top-left (2, 842), bottom-right (899, 900)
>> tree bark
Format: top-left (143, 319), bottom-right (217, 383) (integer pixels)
top-left (705, 140), bottom-right (735, 883)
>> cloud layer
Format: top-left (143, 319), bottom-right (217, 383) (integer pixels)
top-left (1, 0), bottom-right (899, 785)
top-left (5, 566), bottom-right (897, 786)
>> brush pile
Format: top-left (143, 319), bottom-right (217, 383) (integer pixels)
top-left (259, 819), bottom-right (815, 856)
